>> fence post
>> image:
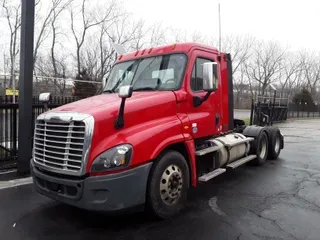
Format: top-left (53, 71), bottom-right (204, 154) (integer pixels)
top-left (249, 98), bottom-right (254, 126)
top-left (12, 107), bottom-right (17, 156)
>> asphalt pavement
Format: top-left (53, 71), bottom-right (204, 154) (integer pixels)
top-left (1, 119), bottom-right (320, 240)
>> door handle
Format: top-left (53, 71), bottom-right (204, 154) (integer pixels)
top-left (215, 114), bottom-right (220, 127)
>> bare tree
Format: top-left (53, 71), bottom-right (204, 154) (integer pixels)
top-left (33, 0), bottom-right (69, 64)
top-left (83, 12), bottom-right (149, 86)
top-left (233, 64), bottom-right (251, 108)
top-left (298, 50), bottom-right (320, 98)
top-left (244, 40), bottom-right (285, 95)
top-left (49, 0), bottom-right (73, 94)
top-left (278, 52), bottom-right (302, 98)
top-left (69, 0), bottom-right (119, 75)
top-left (1, 0), bottom-right (21, 88)
top-left (128, 19), bottom-right (151, 50)
top-left (33, 0), bottom-right (73, 96)
top-left (191, 31), bottom-right (210, 44)
top-left (221, 34), bottom-right (255, 75)
top-left (216, 34), bottom-right (256, 105)
top-left (34, 54), bottom-right (70, 96)
top-left (147, 22), bottom-right (168, 46)
top-left (170, 27), bottom-right (188, 43)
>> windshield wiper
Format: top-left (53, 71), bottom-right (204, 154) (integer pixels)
top-left (133, 87), bottom-right (157, 91)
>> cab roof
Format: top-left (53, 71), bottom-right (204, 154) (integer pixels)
top-left (116, 42), bottom-right (220, 63)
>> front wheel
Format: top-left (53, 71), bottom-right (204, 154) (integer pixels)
top-left (146, 150), bottom-right (190, 219)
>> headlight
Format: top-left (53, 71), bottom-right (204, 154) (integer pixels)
top-left (91, 144), bottom-right (133, 172)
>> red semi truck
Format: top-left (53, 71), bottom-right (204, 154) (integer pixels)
top-left (30, 42), bottom-right (284, 219)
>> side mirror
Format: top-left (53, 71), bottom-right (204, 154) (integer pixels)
top-left (203, 62), bottom-right (218, 92)
top-left (39, 92), bottom-right (51, 111)
top-left (39, 92), bottom-right (51, 103)
top-left (115, 85), bottom-right (133, 130)
top-left (118, 85), bottom-right (133, 98)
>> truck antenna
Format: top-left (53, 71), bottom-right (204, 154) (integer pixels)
top-left (218, 2), bottom-right (221, 53)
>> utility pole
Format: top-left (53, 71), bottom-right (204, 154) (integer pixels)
top-left (17, 0), bottom-right (35, 175)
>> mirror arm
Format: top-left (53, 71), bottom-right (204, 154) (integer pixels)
top-left (193, 91), bottom-right (212, 107)
top-left (114, 98), bottom-right (126, 129)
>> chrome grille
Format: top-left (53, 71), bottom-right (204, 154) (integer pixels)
top-left (34, 119), bottom-right (86, 173)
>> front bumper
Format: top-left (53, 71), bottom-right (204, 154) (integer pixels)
top-left (30, 160), bottom-right (153, 212)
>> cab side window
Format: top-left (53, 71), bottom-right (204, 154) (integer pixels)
top-left (191, 57), bottom-right (213, 92)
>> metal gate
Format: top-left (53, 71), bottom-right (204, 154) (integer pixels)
top-left (250, 90), bottom-right (289, 126)
top-left (0, 96), bottom-right (79, 170)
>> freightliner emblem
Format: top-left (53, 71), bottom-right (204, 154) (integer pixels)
top-left (48, 116), bottom-right (73, 123)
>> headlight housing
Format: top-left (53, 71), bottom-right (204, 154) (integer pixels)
top-left (91, 144), bottom-right (133, 173)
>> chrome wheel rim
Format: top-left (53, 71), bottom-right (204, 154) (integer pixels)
top-left (160, 165), bottom-right (183, 205)
top-left (259, 137), bottom-right (267, 159)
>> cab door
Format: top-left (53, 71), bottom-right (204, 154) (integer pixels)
top-left (186, 49), bottom-right (222, 139)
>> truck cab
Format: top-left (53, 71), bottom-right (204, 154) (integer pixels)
top-left (30, 42), bottom-right (284, 219)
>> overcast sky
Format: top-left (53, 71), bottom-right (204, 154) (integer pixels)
top-left (124, 0), bottom-right (320, 52)
top-left (1, 0), bottom-right (319, 73)
top-left (1, 0), bottom-right (319, 52)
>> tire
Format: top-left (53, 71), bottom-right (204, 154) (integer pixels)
top-left (251, 131), bottom-right (268, 166)
top-left (146, 150), bottom-right (190, 219)
top-left (267, 127), bottom-right (281, 160)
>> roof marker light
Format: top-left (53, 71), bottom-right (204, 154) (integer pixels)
top-left (119, 55), bottom-right (123, 60)
top-left (135, 50), bottom-right (139, 56)
top-left (148, 48), bottom-right (153, 54)
top-left (172, 43), bottom-right (176, 50)
top-left (141, 49), bottom-right (146, 55)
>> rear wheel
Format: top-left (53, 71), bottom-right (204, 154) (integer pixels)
top-left (146, 150), bottom-right (190, 219)
top-left (251, 131), bottom-right (268, 166)
top-left (267, 127), bottom-right (282, 160)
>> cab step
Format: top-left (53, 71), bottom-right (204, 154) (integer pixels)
top-left (226, 155), bottom-right (257, 169)
top-left (198, 168), bottom-right (226, 182)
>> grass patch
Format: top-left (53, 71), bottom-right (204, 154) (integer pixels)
top-left (240, 117), bottom-right (250, 125)
top-left (0, 148), bottom-right (6, 156)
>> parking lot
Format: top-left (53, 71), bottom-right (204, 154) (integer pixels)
top-left (1, 119), bottom-right (320, 240)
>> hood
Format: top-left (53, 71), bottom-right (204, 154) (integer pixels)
top-left (52, 93), bottom-right (119, 113)
top-left (52, 91), bottom-right (177, 119)
top-left (51, 91), bottom-right (180, 139)
top-left (46, 91), bottom-right (180, 174)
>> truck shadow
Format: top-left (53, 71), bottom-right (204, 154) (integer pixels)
top-left (13, 160), bottom-right (284, 239)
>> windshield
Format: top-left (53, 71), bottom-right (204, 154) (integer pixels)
top-left (103, 53), bottom-right (187, 92)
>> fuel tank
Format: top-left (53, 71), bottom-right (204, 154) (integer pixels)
top-left (208, 133), bottom-right (250, 167)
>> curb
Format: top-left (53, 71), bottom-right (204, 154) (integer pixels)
top-left (0, 169), bottom-right (30, 182)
